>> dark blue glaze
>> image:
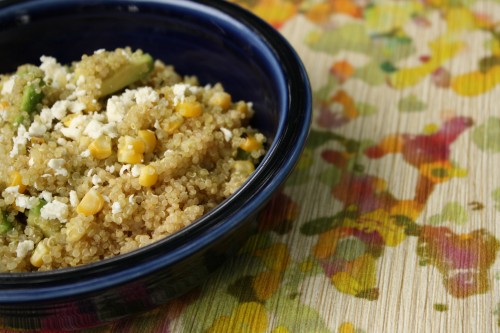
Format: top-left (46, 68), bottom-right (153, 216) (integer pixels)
top-left (0, 0), bottom-right (311, 330)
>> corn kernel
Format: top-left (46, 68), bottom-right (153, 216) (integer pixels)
top-left (138, 130), bottom-right (157, 154)
top-left (139, 165), bottom-right (159, 187)
top-left (88, 135), bottom-right (112, 160)
top-left (0, 100), bottom-right (9, 109)
top-left (76, 189), bottom-right (104, 216)
top-left (117, 149), bottom-right (143, 164)
top-left (30, 137), bottom-right (45, 145)
top-left (117, 135), bottom-right (145, 164)
top-left (232, 160), bottom-right (255, 175)
top-left (163, 114), bottom-right (184, 134)
top-left (119, 136), bottom-right (145, 154)
top-left (175, 101), bottom-right (203, 118)
top-left (66, 219), bottom-right (87, 243)
top-left (10, 171), bottom-right (26, 193)
top-left (239, 135), bottom-right (262, 152)
top-left (209, 92), bottom-right (232, 110)
top-left (30, 240), bottom-right (49, 268)
top-left (62, 114), bottom-right (78, 127)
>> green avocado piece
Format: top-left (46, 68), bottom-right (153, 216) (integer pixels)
top-left (0, 211), bottom-right (13, 234)
top-left (21, 80), bottom-right (44, 116)
top-left (27, 199), bottom-right (60, 237)
top-left (99, 52), bottom-right (154, 97)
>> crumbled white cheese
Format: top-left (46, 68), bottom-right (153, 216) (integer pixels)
top-left (50, 100), bottom-right (69, 120)
top-left (81, 149), bottom-right (91, 157)
top-left (172, 83), bottom-right (190, 105)
top-left (111, 202), bottom-right (122, 214)
top-left (220, 127), bottom-right (232, 142)
top-left (91, 174), bottom-right (102, 186)
top-left (68, 101), bottom-right (85, 114)
top-left (39, 108), bottom-right (54, 127)
top-left (39, 56), bottom-right (68, 89)
top-left (15, 195), bottom-right (38, 209)
top-left (48, 158), bottom-right (68, 176)
top-left (40, 200), bottom-right (68, 222)
top-left (16, 240), bottom-right (34, 258)
top-left (106, 87), bottom-right (158, 123)
top-left (83, 117), bottom-right (117, 139)
top-left (135, 87), bottom-right (159, 105)
top-left (57, 138), bottom-right (67, 145)
top-left (60, 114), bottom-right (87, 140)
top-left (131, 164), bottom-right (142, 177)
top-left (69, 190), bottom-right (78, 207)
top-left (10, 125), bottom-right (29, 157)
top-left (128, 194), bottom-right (135, 204)
top-left (28, 120), bottom-right (47, 137)
top-left (105, 165), bottom-right (115, 173)
top-left (1, 76), bottom-right (15, 95)
top-left (40, 191), bottom-right (53, 202)
top-left (60, 127), bottom-right (81, 140)
top-left (106, 97), bottom-right (126, 123)
top-left (4, 186), bottom-right (20, 194)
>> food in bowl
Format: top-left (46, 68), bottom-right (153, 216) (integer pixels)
top-left (0, 48), bottom-right (266, 272)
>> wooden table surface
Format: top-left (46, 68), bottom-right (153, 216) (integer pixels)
top-left (6, 1), bottom-right (500, 332)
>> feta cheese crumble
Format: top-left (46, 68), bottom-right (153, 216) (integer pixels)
top-left (48, 158), bottom-right (68, 176)
top-left (16, 240), bottom-right (34, 258)
top-left (40, 200), bottom-right (68, 222)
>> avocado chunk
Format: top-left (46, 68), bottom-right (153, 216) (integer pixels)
top-left (6, 65), bottom-right (45, 125)
top-left (0, 211), bottom-right (13, 234)
top-left (99, 52), bottom-right (154, 97)
top-left (27, 199), bottom-right (60, 237)
top-left (21, 81), bottom-right (44, 116)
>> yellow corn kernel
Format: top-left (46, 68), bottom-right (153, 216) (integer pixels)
top-left (138, 130), bottom-right (157, 154)
top-left (117, 135), bottom-right (145, 164)
top-left (239, 135), bottom-right (262, 152)
top-left (30, 137), bottom-right (45, 145)
top-left (208, 92), bottom-right (232, 110)
top-left (88, 135), bottom-right (112, 160)
top-left (163, 114), bottom-right (184, 134)
top-left (139, 165), bottom-right (158, 187)
top-left (118, 136), bottom-right (145, 154)
top-left (66, 219), bottom-right (88, 243)
top-left (76, 189), bottom-right (104, 216)
top-left (30, 240), bottom-right (49, 268)
top-left (232, 160), bottom-right (255, 175)
top-left (0, 100), bottom-right (9, 109)
top-left (175, 101), bottom-right (203, 118)
top-left (117, 150), bottom-right (143, 164)
top-left (10, 171), bottom-right (26, 193)
top-left (62, 114), bottom-right (78, 127)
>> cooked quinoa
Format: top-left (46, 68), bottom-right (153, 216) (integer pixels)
top-left (0, 48), bottom-right (266, 272)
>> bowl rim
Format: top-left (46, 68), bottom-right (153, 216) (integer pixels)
top-left (0, 0), bottom-right (312, 302)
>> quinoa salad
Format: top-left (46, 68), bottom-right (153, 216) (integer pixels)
top-left (0, 48), bottom-right (266, 272)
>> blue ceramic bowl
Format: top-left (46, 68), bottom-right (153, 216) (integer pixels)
top-left (0, 0), bottom-right (311, 330)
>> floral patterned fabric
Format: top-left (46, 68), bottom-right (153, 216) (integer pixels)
top-left (6, 0), bottom-right (500, 332)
